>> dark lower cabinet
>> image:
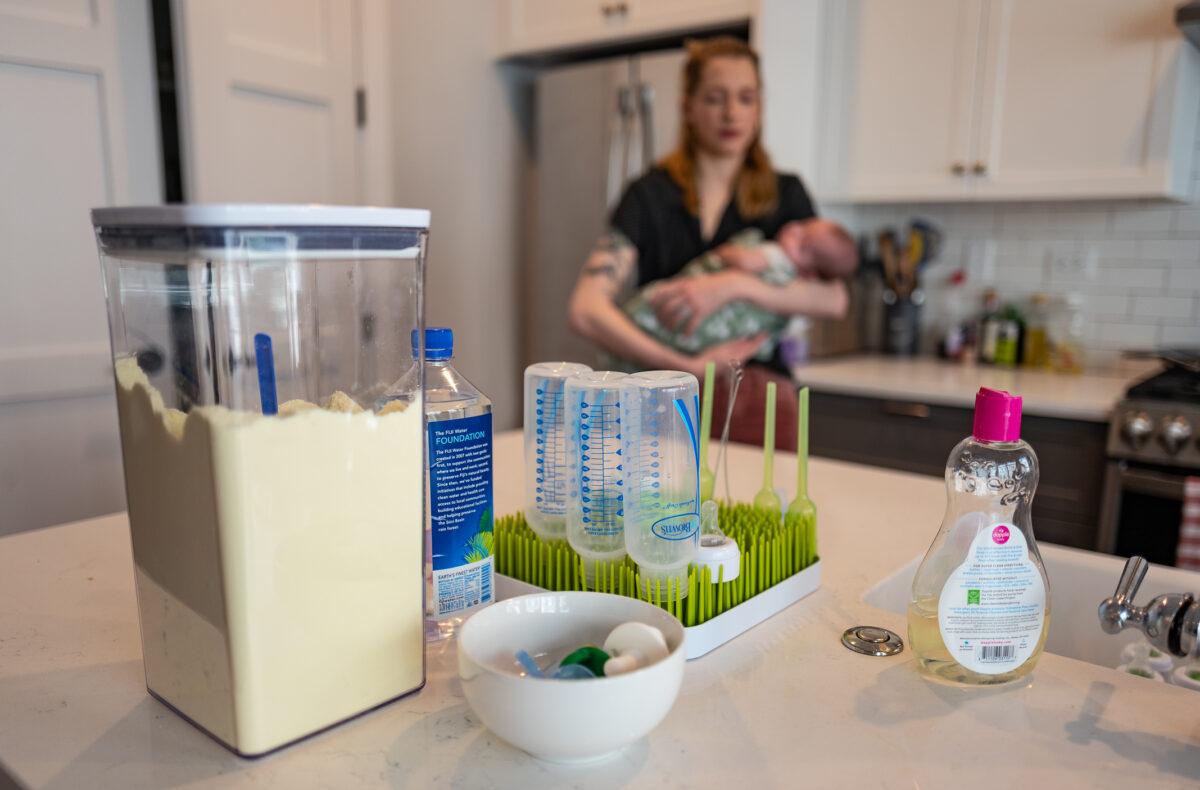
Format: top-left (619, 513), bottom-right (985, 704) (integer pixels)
top-left (810, 392), bottom-right (1108, 550)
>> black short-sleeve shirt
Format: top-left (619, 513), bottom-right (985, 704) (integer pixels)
top-left (610, 167), bottom-right (818, 287)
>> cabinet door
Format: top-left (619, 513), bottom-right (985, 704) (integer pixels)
top-left (821, 0), bottom-right (983, 202)
top-left (632, 0), bottom-right (751, 35)
top-left (173, 0), bottom-right (358, 203)
top-left (502, 0), bottom-right (612, 56)
top-left (500, 0), bottom-right (750, 59)
top-left (972, 0), bottom-right (1195, 200)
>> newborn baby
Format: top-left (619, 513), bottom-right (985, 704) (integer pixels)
top-left (622, 218), bottom-right (855, 363)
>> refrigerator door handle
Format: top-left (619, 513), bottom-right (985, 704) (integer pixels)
top-left (637, 81), bottom-right (655, 168)
top-left (607, 84), bottom-right (635, 208)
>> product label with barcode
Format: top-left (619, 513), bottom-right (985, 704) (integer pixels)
top-left (428, 413), bottom-right (494, 618)
top-left (937, 522), bottom-right (1047, 675)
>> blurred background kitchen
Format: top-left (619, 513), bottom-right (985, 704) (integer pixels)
top-left (3, 0), bottom-right (1200, 566)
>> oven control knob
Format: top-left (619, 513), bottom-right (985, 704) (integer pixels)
top-left (1159, 416), bottom-right (1192, 455)
top-left (1122, 412), bottom-right (1153, 448)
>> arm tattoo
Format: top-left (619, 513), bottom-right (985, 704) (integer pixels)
top-left (581, 230), bottom-right (636, 292)
top-left (582, 257), bottom-right (619, 279)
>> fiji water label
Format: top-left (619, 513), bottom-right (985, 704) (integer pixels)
top-left (428, 413), bottom-right (494, 618)
top-left (937, 522), bottom-right (1046, 675)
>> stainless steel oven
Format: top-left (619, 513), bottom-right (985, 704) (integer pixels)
top-left (1099, 460), bottom-right (1190, 565)
top-left (1097, 351), bottom-right (1200, 566)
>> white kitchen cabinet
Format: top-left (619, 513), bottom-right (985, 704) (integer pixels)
top-left (498, 0), bottom-right (751, 59)
top-left (972, 0), bottom-right (1198, 200)
top-left (820, 0), bottom-right (1199, 202)
top-left (817, 0), bottom-right (984, 201)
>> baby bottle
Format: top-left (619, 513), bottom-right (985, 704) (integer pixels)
top-left (564, 371), bottom-right (629, 587)
top-left (621, 370), bottom-right (701, 599)
top-left (908, 388), bottom-right (1051, 685)
top-left (524, 362), bottom-right (593, 540)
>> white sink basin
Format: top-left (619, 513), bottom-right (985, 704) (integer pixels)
top-left (864, 543), bottom-right (1200, 669)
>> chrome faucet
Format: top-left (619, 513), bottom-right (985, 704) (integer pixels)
top-left (1099, 556), bottom-right (1200, 658)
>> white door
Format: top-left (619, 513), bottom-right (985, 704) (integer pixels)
top-left (972, 0), bottom-right (1194, 200)
top-left (821, 0), bottom-right (984, 202)
top-left (0, 0), bottom-right (161, 533)
top-left (173, 0), bottom-right (359, 203)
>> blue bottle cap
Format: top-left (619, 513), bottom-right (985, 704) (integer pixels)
top-left (410, 327), bottom-right (454, 360)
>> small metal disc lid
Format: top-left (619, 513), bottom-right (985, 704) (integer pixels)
top-left (842, 626), bottom-right (904, 656)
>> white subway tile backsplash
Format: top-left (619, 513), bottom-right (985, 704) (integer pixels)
top-left (1172, 207), bottom-right (1200, 234)
top-left (1095, 321), bottom-right (1160, 349)
top-left (1167, 263), bottom-right (1200, 291)
top-left (1159, 323), bottom-right (1200, 346)
top-left (1136, 239), bottom-right (1200, 263)
top-left (842, 171), bottom-right (1199, 362)
top-left (1109, 205), bottom-right (1175, 234)
top-left (1045, 209), bottom-right (1110, 234)
top-left (1092, 264), bottom-right (1167, 290)
top-left (997, 209), bottom-right (1047, 236)
top-left (1084, 239), bottom-right (1137, 261)
top-left (995, 263), bottom-right (1047, 290)
top-left (1130, 295), bottom-right (1195, 322)
top-left (1084, 292), bottom-right (1131, 317)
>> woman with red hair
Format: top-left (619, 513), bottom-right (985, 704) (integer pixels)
top-left (568, 36), bottom-right (855, 448)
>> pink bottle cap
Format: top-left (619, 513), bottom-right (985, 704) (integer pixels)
top-left (973, 387), bottom-right (1022, 443)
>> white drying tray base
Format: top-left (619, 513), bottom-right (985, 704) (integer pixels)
top-left (495, 560), bottom-right (821, 660)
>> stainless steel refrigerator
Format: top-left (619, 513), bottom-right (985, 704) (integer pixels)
top-left (523, 49), bottom-right (686, 367)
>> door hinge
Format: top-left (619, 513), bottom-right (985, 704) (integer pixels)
top-left (355, 87), bottom-right (367, 128)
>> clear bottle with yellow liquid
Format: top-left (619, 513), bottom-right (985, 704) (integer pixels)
top-left (908, 388), bottom-right (1051, 685)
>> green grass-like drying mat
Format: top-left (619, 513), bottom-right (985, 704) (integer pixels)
top-left (494, 503), bottom-right (817, 627)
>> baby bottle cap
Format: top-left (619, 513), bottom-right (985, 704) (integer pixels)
top-left (972, 387), bottom-right (1022, 443)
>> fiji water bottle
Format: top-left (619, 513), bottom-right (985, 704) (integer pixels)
top-left (381, 327), bottom-right (494, 641)
top-left (908, 388), bottom-right (1050, 685)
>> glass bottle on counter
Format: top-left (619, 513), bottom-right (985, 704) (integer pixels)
top-left (978, 289), bottom-right (1001, 364)
top-left (908, 388), bottom-right (1051, 685)
top-left (993, 305), bottom-right (1023, 368)
top-left (1050, 293), bottom-right (1086, 374)
top-left (1023, 294), bottom-right (1050, 368)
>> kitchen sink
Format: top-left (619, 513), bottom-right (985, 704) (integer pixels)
top-left (864, 543), bottom-right (1200, 670)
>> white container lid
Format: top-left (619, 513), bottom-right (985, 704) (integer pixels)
top-left (91, 204), bottom-right (430, 230)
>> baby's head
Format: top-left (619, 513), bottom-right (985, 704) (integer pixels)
top-left (778, 219), bottom-right (858, 280)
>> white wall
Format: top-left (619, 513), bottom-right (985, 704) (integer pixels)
top-left (387, 2), bottom-right (527, 429)
top-left (824, 102), bottom-right (1200, 363)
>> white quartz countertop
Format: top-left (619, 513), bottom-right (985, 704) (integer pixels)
top-left (2, 431), bottom-right (1197, 789)
top-left (794, 354), bottom-right (1159, 422)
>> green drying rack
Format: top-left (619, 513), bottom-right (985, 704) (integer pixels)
top-left (493, 502), bottom-right (820, 659)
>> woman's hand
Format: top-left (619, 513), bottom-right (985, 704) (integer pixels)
top-left (648, 270), bottom-right (747, 335)
top-left (714, 243), bottom-right (769, 274)
top-left (684, 333), bottom-right (768, 378)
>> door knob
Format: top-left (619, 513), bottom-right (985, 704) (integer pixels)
top-left (972, 161), bottom-right (987, 175)
top-left (950, 162), bottom-right (966, 176)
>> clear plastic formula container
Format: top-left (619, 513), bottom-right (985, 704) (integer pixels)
top-left (564, 371), bottom-right (629, 586)
top-left (621, 371), bottom-right (701, 598)
top-left (524, 362), bottom-right (593, 541)
top-left (92, 205), bottom-right (428, 756)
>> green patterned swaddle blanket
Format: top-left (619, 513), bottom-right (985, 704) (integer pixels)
top-left (621, 228), bottom-right (794, 365)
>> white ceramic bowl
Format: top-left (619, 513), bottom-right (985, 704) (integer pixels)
top-left (457, 591), bottom-right (686, 763)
